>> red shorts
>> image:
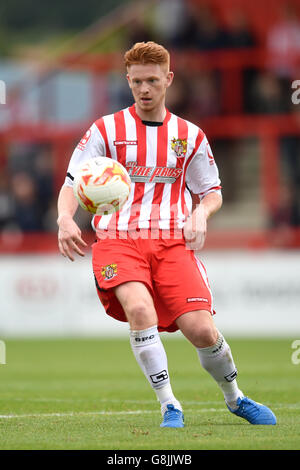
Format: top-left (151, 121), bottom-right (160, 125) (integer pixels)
top-left (92, 230), bottom-right (214, 333)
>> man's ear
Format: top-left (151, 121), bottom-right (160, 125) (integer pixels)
top-left (126, 74), bottom-right (132, 89)
top-left (166, 71), bottom-right (174, 88)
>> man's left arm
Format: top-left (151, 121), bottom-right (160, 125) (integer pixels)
top-left (184, 191), bottom-right (222, 251)
top-left (184, 134), bottom-right (222, 251)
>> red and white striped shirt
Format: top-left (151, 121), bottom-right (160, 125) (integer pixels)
top-left (65, 104), bottom-right (221, 232)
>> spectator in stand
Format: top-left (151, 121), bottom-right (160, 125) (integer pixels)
top-left (10, 171), bottom-right (43, 232)
top-left (125, 18), bottom-right (154, 49)
top-left (265, 0), bottom-right (300, 232)
top-left (225, 8), bottom-right (256, 48)
top-left (33, 146), bottom-right (54, 214)
top-left (268, 181), bottom-right (300, 247)
top-left (269, 182), bottom-right (300, 229)
top-left (167, 2), bottom-right (229, 50)
top-left (279, 135), bottom-right (300, 227)
top-left (189, 70), bottom-right (221, 118)
top-left (152, 0), bottom-right (186, 48)
top-left (2, 142), bottom-right (58, 233)
top-left (247, 71), bottom-right (288, 114)
top-left (0, 169), bottom-right (14, 230)
top-left (266, 2), bottom-right (300, 78)
top-left (165, 70), bottom-right (192, 118)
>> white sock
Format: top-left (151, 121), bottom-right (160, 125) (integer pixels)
top-left (130, 326), bottom-right (181, 414)
top-left (196, 332), bottom-right (244, 409)
top-left (156, 384), bottom-right (182, 415)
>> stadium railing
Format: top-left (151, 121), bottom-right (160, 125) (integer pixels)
top-left (0, 47), bottom-right (299, 252)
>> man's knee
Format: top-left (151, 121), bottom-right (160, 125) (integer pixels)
top-left (195, 323), bottom-right (218, 347)
top-left (176, 310), bottom-right (218, 348)
top-left (125, 300), bottom-right (157, 329)
top-left (114, 282), bottom-right (157, 329)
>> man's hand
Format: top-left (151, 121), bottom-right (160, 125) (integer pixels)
top-left (183, 204), bottom-right (208, 251)
top-left (57, 214), bottom-right (87, 262)
top-left (183, 192), bottom-right (222, 251)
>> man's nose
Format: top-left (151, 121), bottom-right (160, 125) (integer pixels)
top-left (140, 81), bottom-right (149, 93)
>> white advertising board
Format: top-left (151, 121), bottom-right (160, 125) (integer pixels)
top-left (0, 251), bottom-right (299, 338)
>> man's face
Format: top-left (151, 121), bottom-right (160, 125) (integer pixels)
top-left (127, 63), bottom-right (173, 116)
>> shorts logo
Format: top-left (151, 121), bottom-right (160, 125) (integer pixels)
top-left (171, 138), bottom-right (187, 158)
top-left (150, 370), bottom-right (168, 384)
top-left (101, 263), bottom-right (117, 280)
top-left (187, 297), bottom-right (208, 303)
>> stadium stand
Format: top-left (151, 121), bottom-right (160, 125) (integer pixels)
top-left (0, 0), bottom-right (300, 252)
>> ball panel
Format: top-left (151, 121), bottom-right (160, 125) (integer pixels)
top-left (73, 157), bottom-right (131, 215)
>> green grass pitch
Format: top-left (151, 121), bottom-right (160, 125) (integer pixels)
top-left (0, 337), bottom-right (299, 450)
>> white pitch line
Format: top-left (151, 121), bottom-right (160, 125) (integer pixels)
top-left (0, 410), bottom-right (155, 419)
top-left (0, 404), bottom-right (298, 420)
top-left (0, 408), bottom-right (226, 420)
top-left (2, 398), bottom-right (299, 409)
top-left (1, 398), bottom-right (223, 405)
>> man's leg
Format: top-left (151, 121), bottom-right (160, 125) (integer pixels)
top-left (176, 310), bottom-right (276, 425)
top-left (114, 281), bottom-right (184, 427)
top-left (176, 310), bottom-right (243, 408)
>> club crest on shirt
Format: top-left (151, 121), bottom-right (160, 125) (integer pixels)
top-left (101, 263), bottom-right (117, 280)
top-left (171, 138), bottom-right (187, 158)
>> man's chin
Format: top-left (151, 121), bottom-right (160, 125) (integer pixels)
top-left (140, 100), bottom-right (153, 108)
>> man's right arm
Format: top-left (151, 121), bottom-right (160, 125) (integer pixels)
top-left (57, 185), bottom-right (87, 262)
top-left (57, 121), bottom-right (106, 260)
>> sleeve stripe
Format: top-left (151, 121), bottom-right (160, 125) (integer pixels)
top-left (95, 117), bottom-right (111, 157)
top-left (67, 172), bottom-right (74, 181)
top-left (199, 185), bottom-right (222, 196)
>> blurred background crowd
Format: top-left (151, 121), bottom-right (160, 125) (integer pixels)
top-left (0, 0), bottom-right (300, 249)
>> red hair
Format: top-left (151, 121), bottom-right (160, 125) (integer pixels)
top-left (124, 41), bottom-right (170, 70)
